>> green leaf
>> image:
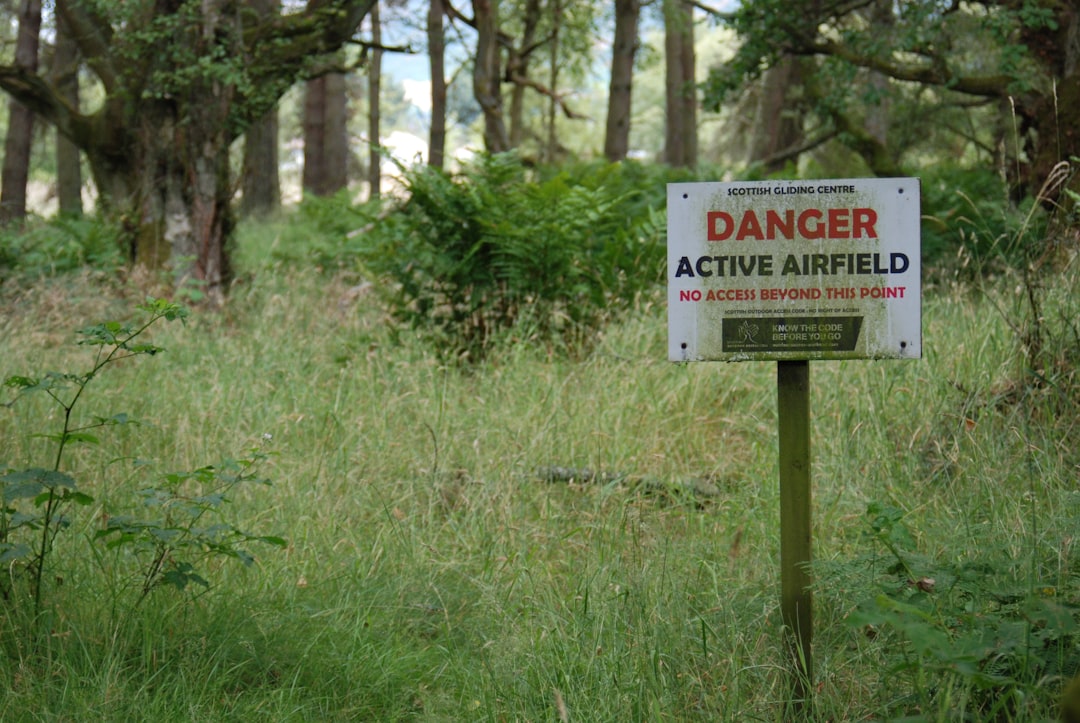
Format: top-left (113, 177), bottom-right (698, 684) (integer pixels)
top-left (78, 320), bottom-right (133, 346)
top-left (162, 563), bottom-right (209, 591)
top-left (122, 343), bottom-right (163, 355)
top-left (192, 493), bottom-right (226, 508)
top-left (65, 491), bottom-right (95, 506)
top-left (0, 542), bottom-right (32, 564)
top-left (138, 297), bottom-right (189, 323)
top-left (64, 432), bottom-right (101, 445)
top-left (5, 373), bottom-right (78, 394)
top-left (8, 512), bottom-right (43, 529)
top-left (149, 527), bottom-right (182, 543)
top-left (94, 412), bottom-right (137, 426)
top-left (2, 468), bottom-right (77, 499)
top-left (3, 478), bottom-right (45, 502)
top-left (4, 375), bottom-right (39, 389)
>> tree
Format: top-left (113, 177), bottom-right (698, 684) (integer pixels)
top-left (663, 0), bottom-right (696, 168)
top-left (241, 0), bottom-right (282, 219)
top-left (303, 0), bottom-right (351, 205)
top-left (427, 0), bottom-right (447, 168)
top-left (447, 0), bottom-right (592, 159)
top-left (368, 0), bottom-right (382, 199)
top-left (0, 0), bottom-right (42, 225)
top-left (745, 56), bottom-right (807, 173)
top-left (707, 0), bottom-right (1080, 201)
top-left (604, 0), bottom-right (640, 162)
top-left (472, 0), bottom-right (509, 152)
top-left (543, 0), bottom-right (562, 163)
top-left (0, 0), bottom-right (376, 301)
top-left (862, 0), bottom-right (893, 148)
top-left (506, 0), bottom-right (542, 148)
top-left (242, 108), bottom-right (282, 218)
top-left (52, 10), bottom-right (83, 217)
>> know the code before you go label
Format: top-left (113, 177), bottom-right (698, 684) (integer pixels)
top-left (667, 178), bottom-right (921, 362)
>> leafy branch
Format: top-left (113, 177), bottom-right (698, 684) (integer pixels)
top-left (95, 449), bottom-right (286, 606)
top-left (2, 299), bottom-right (187, 616)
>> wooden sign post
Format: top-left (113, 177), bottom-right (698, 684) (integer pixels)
top-left (778, 358), bottom-right (812, 709)
top-left (667, 178), bottom-right (921, 714)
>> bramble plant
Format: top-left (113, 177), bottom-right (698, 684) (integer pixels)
top-left (1, 298), bottom-right (284, 627)
top-left (838, 501), bottom-right (1080, 719)
top-left (94, 449), bottom-right (287, 605)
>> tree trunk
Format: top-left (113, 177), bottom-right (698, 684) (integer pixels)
top-left (0, 0), bottom-right (41, 225)
top-left (473, 0), bottom-right (509, 153)
top-left (863, 0), bottom-right (893, 147)
top-left (52, 10), bottom-right (82, 217)
top-left (303, 69), bottom-right (350, 197)
top-left (368, 1), bottom-right (382, 199)
top-left (663, 0), bottom-right (696, 168)
top-left (1019, 2), bottom-right (1080, 203)
top-left (747, 55), bottom-right (805, 173)
top-left (544, 0), bottom-right (561, 163)
top-left (241, 0), bottom-right (280, 218)
top-left (604, 0), bottom-right (639, 162)
top-left (110, 97), bottom-right (235, 303)
top-left (241, 109), bottom-right (281, 218)
top-left (428, 0), bottom-right (447, 168)
top-left (508, 0), bottom-right (541, 149)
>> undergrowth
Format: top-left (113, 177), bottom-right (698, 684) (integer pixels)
top-left (1, 297), bottom-right (285, 648)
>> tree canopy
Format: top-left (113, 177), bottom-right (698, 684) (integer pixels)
top-left (0, 0), bottom-right (377, 300)
top-left (706, 0), bottom-right (1078, 201)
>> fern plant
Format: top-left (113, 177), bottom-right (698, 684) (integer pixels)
top-left (359, 153), bottom-right (666, 361)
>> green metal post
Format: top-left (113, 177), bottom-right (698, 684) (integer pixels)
top-left (778, 359), bottom-right (812, 713)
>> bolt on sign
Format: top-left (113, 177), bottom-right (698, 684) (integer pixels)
top-left (668, 178), bottom-right (921, 361)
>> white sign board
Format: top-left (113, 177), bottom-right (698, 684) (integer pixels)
top-left (668, 178), bottom-right (921, 362)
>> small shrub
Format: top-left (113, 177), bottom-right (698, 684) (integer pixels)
top-left (1, 298), bottom-right (284, 635)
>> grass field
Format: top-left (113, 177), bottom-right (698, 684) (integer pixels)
top-left (0, 236), bottom-right (1078, 721)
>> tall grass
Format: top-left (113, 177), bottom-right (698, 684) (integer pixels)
top-left (0, 241), bottom-right (1077, 720)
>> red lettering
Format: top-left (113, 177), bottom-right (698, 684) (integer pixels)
top-left (852, 208), bottom-right (877, 238)
top-left (797, 209), bottom-right (825, 239)
top-left (765, 209), bottom-right (794, 240)
top-left (705, 207), bottom-right (880, 241)
top-left (827, 208), bottom-right (850, 239)
top-left (707, 211), bottom-right (733, 241)
top-left (736, 211), bottom-right (764, 240)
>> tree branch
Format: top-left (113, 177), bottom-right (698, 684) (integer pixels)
top-left (56, 0), bottom-right (119, 92)
top-left (507, 73), bottom-right (589, 120)
top-left (756, 129), bottom-right (839, 168)
top-left (809, 36), bottom-right (1012, 98)
top-left (686, 0), bottom-right (734, 19)
top-left (444, 2), bottom-right (473, 27)
top-left (0, 65), bottom-right (92, 146)
top-left (235, 0), bottom-right (377, 128)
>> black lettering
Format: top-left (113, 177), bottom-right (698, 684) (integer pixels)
top-left (675, 256), bottom-right (694, 278)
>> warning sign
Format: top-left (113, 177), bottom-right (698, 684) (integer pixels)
top-left (668, 178), bottom-right (921, 361)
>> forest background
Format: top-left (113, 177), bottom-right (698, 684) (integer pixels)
top-left (0, 1), bottom-right (1079, 721)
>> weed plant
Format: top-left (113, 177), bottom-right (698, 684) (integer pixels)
top-left (0, 205), bottom-right (1077, 720)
